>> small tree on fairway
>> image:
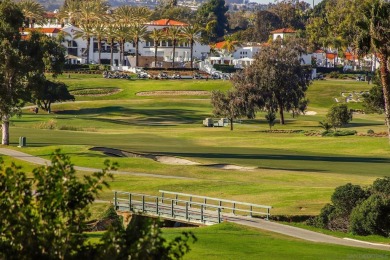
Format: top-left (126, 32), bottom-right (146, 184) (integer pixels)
top-left (232, 39), bottom-right (311, 125)
top-left (34, 80), bottom-right (75, 113)
top-left (319, 120), bottom-right (333, 131)
top-left (326, 104), bottom-right (352, 131)
top-left (211, 90), bottom-right (245, 131)
top-left (265, 110), bottom-right (276, 130)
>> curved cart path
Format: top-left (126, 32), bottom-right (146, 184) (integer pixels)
top-left (228, 215), bottom-right (390, 251)
top-left (1, 148), bottom-right (390, 251)
top-left (0, 148), bottom-right (196, 180)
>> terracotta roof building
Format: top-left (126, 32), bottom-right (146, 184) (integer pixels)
top-left (270, 28), bottom-right (297, 41)
top-left (148, 19), bottom-right (188, 26)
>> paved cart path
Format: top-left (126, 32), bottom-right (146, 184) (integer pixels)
top-left (228, 215), bottom-right (390, 251)
top-left (1, 148), bottom-right (390, 251)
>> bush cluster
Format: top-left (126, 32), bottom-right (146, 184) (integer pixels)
top-left (308, 178), bottom-right (390, 237)
top-left (212, 64), bottom-right (238, 73)
top-left (35, 119), bottom-right (57, 130)
top-left (321, 130), bottom-right (357, 137)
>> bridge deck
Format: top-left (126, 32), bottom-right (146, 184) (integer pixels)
top-left (114, 191), bottom-right (271, 225)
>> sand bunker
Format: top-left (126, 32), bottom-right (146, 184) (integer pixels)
top-left (154, 156), bottom-right (200, 165)
top-left (136, 91), bottom-right (210, 96)
top-left (206, 164), bottom-right (257, 171)
top-left (305, 111), bottom-right (317, 115)
top-left (90, 147), bottom-right (254, 171)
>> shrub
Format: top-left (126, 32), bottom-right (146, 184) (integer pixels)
top-left (367, 129), bottom-right (375, 135)
top-left (265, 111), bottom-right (276, 130)
top-left (35, 119), bottom-right (57, 130)
top-left (350, 195), bottom-right (390, 237)
top-left (311, 203), bottom-right (335, 228)
top-left (319, 121), bottom-right (332, 131)
top-left (331, 183), bottom-right (367, 215)
top-left (371, 177), bottom-right (390, 199)
top-left (328, 71), bottom-right (340, 78)
top-left (314, 177), bottom-right (390, 237)
top-left (59, 125), bottom-right (81, 131)
top-left (213, 64), bottom-right (237, 73)
top-left (321, 130), bottom-right (356, 137)
top-left (326, 104), bottom-right (352, 131)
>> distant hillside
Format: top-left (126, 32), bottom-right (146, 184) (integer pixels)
top-left (35, 0), bottom-right (64, 11)
top-left (36, 0), bottom-right (153, 11)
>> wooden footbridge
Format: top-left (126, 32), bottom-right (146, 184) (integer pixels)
top-left (114, 190), bottom-right (272, 225)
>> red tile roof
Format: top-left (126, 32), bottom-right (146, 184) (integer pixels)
top-left (344, 52), bottom-right (356, 61)
top-left (24, 28), bottom-right (61, 34)
top-left (326, 53), bottom-right (337, 59)
top-left (270, 28), bottom-right (296, 34)
top-left (314, 49), bottom-right (325, 53)
top-left (212, 41), bottom-right (239, 49)
top-left (44, 12), bottom-right (57, 18)
top-left (149, 19), bottom-right (187, 26)
top-left (214, 41), bottom-right (226, 49)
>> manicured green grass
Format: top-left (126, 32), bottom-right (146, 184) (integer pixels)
top-left (85, 223), bottom-right (390, 259)
top-left (5, 77), bottom-right (389, 216)
top-left (163, 223), bottom-right (390, 259)
top-left (2, 76), bottom-right (390, 250)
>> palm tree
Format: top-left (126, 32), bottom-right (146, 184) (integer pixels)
top-left (149, 28), bottom-right (165, 68)
top-left (114, 6), bottom-right (151, 24)
top-left (129, 24), bottom-right (148, 67)
top-left (167, 26), bottom-right (183, 68)
top-left (222, 36), bottom-right (238, 55)
top-left (92, 20), bottom-right (107, 64)
top-left (75, 0), bottom-right (108, 64)
top-left (181, 24), bottom-right (202, 69)
top-left (58, 0), bottom-right (80, 26)
top-left (221, 36), bottom-right (239, 64)
top-left (114, 24), bottom-right (130, 66)
top-left (356, 0), bottom-right (390, 140)
top-left (18, 0), bottom-right (45, 28)
top-left (105, 23), bottom-right (118, 66)
top-left (113, 6), bottom-right (151, 67)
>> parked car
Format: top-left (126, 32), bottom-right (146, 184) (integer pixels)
top-left (314, 73), bottom-right (324, 80)
top-left (171, 72), bottom-right (181, 79)
top-left (211, 72), bottom-right (221, 79)
top-left (193, 72), bottom-right (203, 79)
top-left (137, 70), bottom-right (150, 79)
top-left (356, 75), bottom-right (364, 81)
top-left (158, 71), bottom-right (169, 79)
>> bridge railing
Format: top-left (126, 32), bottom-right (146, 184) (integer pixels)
top-left (159, 190), bottom-right (271, 220)
top-left (113, 191), bottom-right (224, 225)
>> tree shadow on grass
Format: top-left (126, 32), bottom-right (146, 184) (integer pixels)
top-left (55, 106), bottom-right (208, 125)
top-left (347, 122), bottom-right (386, 127)
top-left (158, 151), bottom-right (390, 164)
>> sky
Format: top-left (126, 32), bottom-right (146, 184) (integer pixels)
top-left (251, 0), bottom-right (323, 7)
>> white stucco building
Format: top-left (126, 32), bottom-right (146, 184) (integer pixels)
top-left (30, 16), bottom-right (210, 69)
